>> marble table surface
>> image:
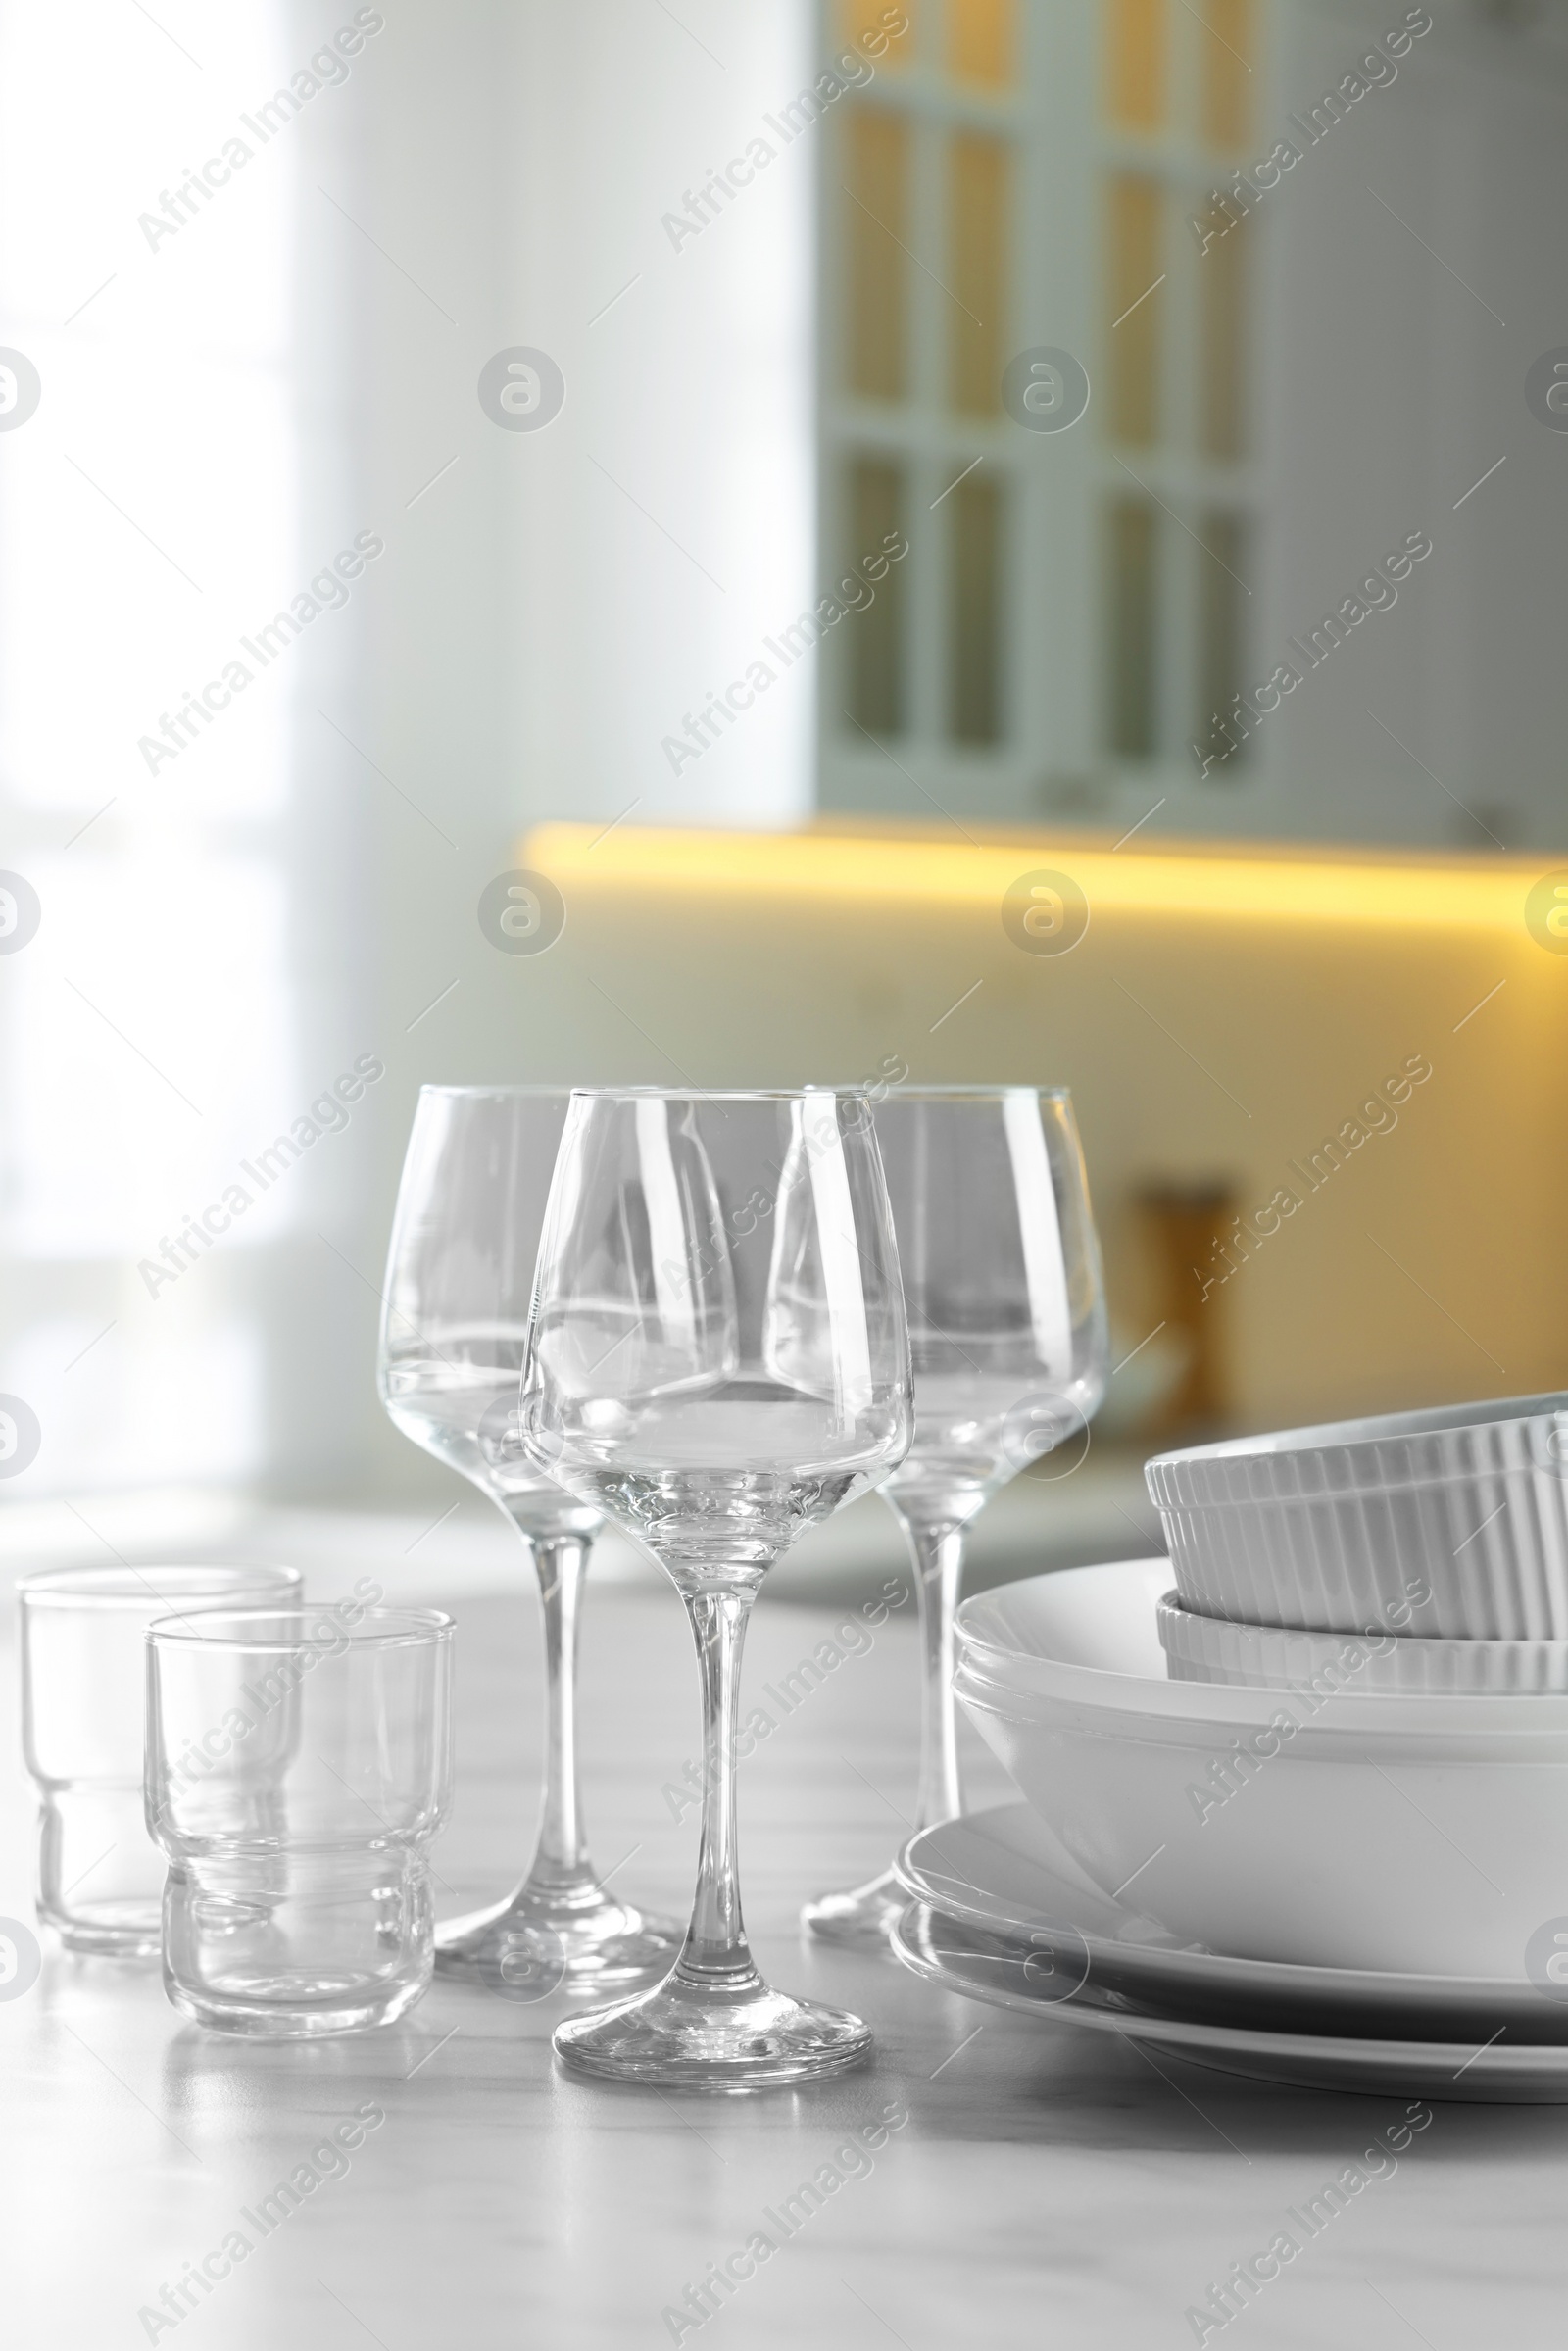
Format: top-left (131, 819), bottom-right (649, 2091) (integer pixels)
top-left (4, 1528), bottom-right (1566, 2350)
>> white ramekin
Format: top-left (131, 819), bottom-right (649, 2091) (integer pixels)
top-left (1156, 1590), bottom-right (1568, 1693)
top-left (1144, 1392), bottom-right (1568, 1638)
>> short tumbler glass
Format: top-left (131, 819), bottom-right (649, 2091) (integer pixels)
top-left (19, 1564), bottom-right (302, 1956)
top-left (146, 1603), bottom-right (454, 2035)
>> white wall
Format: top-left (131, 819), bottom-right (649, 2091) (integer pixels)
top-left (342, 0), bottom-right (819, 1503)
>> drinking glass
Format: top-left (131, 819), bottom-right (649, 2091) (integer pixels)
top-left (379, 1085), bottom-right (680, 1992)
top-left (146, 1600), bottom-right (453, 2034)
top-left (520, 1088), bottom-right (911, 2087)
top-left (19, 1562), bottom-right (302, 1956)
top-left (803, 1087), bottom-right (1108, 1945)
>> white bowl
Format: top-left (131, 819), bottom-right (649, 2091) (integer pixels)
top-left (1145, 1391), bottom-right (1568, 1639)
top-left (1156, 1590), bottom-right (1568, 1693)
top-left (955, 1559), bottom-right (1568, 1979)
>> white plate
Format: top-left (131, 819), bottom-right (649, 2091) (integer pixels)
top-left (891, 1901), bottom-right (1568, 2102)
top-left (895, 1805), bottom-right (1568, 2039)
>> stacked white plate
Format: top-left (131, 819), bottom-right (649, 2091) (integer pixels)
top-left (894, 1803), bottom-right (1568, 2101)
top-left (895, 1394), bottom-right (1568, 2101)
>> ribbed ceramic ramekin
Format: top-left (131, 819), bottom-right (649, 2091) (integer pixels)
top-left (1156, 1590), bottom-right (1568, 1693)
top-left (1145, 1393), bottom-right (1568, 1639)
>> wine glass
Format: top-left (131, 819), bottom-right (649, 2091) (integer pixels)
top-left (519, 1088), bottom-right (912, 2087)
top-left (378, 1086), bottom-right (681, 1993)
top-left (803, 1086), bottom-right (1108, 1945)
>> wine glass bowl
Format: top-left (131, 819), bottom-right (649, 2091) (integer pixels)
top-left (521, 1088), bottom-right (912, 2088)
top-left (804, 1086), bottom-right (1108, 1947)
top-left (384, 1375), bottom-right (599, 1534)
top-left (379, 1085), bottom-right (681, 1994)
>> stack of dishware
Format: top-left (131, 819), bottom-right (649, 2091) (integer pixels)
top-left (894, 1394), bottom-right (1568, 2101)
top-left (34, 1086), bottom-right (1568, 2103)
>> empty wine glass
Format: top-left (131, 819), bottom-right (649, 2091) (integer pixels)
top-left (379, 1086), bottom-right (681, 1993)
top-left (803, 1086), bottom-right (1108, 1945)
top-left (519, 1088), bottom-right (911, 2087)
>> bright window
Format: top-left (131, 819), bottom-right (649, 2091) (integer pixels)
top-left (0, 0), bottom-right (301, 1491)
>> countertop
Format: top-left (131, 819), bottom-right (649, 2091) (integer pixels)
top-left (4, 1518), bottom-right (1566, 2349)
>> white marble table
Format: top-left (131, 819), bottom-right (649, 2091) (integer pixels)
top-left (4, 1532), bottom-right (1566, 2349)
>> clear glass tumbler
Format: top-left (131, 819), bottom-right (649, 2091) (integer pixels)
top-left (146, 1601), bottom-right (453, 2035)
top-left (19, 1563), bottom-right (302, 1957)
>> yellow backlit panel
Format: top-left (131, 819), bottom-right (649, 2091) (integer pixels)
top-left (1107, 175), bottom-right (1163, 445)
top-left (844, 107), bottom-right (910, 400)
top-left (948, 132), bottom-right (1008, 415)
top-left (1105, 0), bottom-right (1165, 130)
top-left (948, 0), bottom-right (1014, 87)
top-left (1200, 0), bottom-right (1252, 149)
top-left (1200, 213), bottom-right (1247, 458)
top-left (840, 0), bottom-right (914, 64)
top-left (526, 824), bottom-right (1540, 938)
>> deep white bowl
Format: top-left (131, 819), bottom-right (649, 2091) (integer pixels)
top-left (1145, 1392), bottom-right (1568, 1639)
top-left (956, 1559), bottom-right (1568, 1979)
top-left (1156, 1589), bottom-right (1568, 1693)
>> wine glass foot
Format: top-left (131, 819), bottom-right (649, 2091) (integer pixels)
top-left (800, 1865), bottom-right (908, 1949)
top-left (554, 1963), bottom-right (873, 2089)
top-left (436, 1882), bottom-right (683, 2000)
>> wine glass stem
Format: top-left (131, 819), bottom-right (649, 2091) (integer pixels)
top-left (679, 1585), bottom-right (759, 1983)
top-left (509, 1522), bottom-right (594, 1893)
top-left (906, 1519), bottom-right (966, 1831)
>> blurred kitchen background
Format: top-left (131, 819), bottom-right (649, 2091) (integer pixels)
top-left (1, 0), bottom-right (1566, 1593)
